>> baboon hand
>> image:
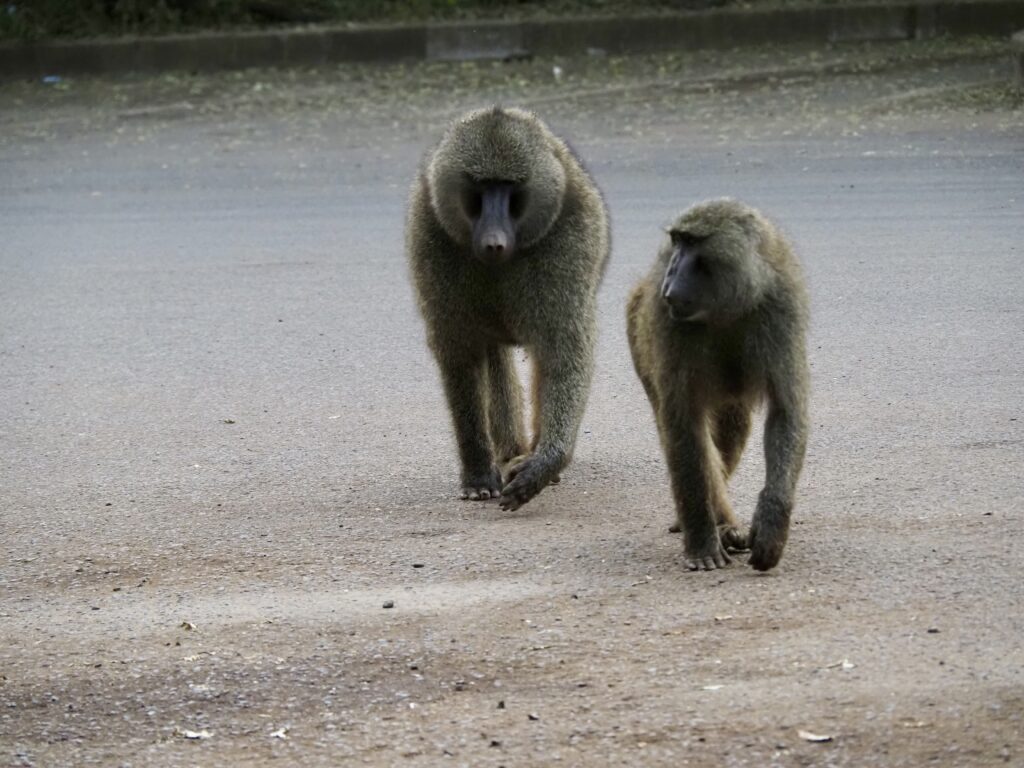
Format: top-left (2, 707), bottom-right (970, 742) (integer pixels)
top-left (499, 451), bottom-right (562, 511)
top-left (748, 494), bottom-right (790, 571)
top-left (460, 466), bottom-right (503, 501)
top-left (503, 454), bottom-right (560, 485)
top-left (683, 534), bottom-right (732, 571)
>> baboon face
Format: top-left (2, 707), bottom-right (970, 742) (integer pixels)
top-left (428, 108), bottom-right (567, 265)
top-left (660, 206), bottom-right (770, 325)
top-left (661, 231), bottom-right (714, 322)
top-left (461, 178), bottom-right (527, 264)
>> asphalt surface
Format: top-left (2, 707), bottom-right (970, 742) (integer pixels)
top-left (1, 38), bottom-right (1022, 766)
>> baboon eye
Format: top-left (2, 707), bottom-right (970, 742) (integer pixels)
top-left (509, 191), bottom-right (526, 219)
top-left (466, 191), bottom-right (483, 218)
top-left (672, 231), bottom-right (703, 247)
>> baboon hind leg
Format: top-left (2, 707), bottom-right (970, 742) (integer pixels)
top-left (486, 346), bottom-right (528, 466)
top-left (712, 403), bottom-right (752, 551)
top-left (626, 287), bottom-right (660, 415)
top-left (660, 406), bottom-right (733, 571)
top-left (436, 342), bottom-right (502, 501)
top-left (714, 403), bottom-right (752, 479)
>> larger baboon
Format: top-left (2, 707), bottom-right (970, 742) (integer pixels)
top-left (407, 107), bottom-right (610, 511)
top-left (627, 199), bottom-right (809, 571)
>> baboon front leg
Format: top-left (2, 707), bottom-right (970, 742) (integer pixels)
top-left (499, 337), bottom-right (591, 510)
top-left (661, 405), bottom-right (732, 571)
top-left (436, 344), bottom-right (502, 501)
top-left (712, 404), bottom-right (753, 551)
top-left (486, 346), bottom-right (528, 466)
top-left (749, 393), bottom-right (808, 571)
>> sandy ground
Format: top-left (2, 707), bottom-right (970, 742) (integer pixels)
top-left (1, 37), bottom-right (1022, 767)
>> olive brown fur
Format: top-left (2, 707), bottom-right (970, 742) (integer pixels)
top-left (626, 199), bottom-right (809, 571)
top-left (407, 107), bottom-right (610, 510)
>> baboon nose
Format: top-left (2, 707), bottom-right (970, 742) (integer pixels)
top-left (662, 286), bottom-right (682, 306)
top-left (662, 290), bottom-right (695, 316)
top-left (480, 230), bottom-right (510, 260)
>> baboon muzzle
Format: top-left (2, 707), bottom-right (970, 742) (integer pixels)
top-left (473, 183), bottom-right (517, 264)
top-left (662, 284), bottom-right (699, 321)
top-left (661, 247), bottom-right (705, 321)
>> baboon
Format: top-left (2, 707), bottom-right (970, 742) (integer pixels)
top-left (407, 107), bottom-right (610, 511)
top-left (626, 199), bottom-right (809, 571)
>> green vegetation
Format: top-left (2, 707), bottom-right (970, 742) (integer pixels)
top-left (1, 1), bottom-right (855, 41)
top-left (2, 1), bottom-right (241, 39)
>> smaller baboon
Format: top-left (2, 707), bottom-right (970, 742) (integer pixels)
top-left (407, 107), bottom-right (610, 510)
top-left (626, 199), bottom-right (809, 571)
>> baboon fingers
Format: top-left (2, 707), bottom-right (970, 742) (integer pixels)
top-left (498, 482), bottom-right (535, 511)
top-left (747, 525), bottom-right (785, 570)
top-left (498, 453), bottom-right (560, 510)
top-left (498, 484), bottom-right (534, 511)
top-left (498, 495), bottom-right (523, 511)
top-left (748, 494), bottom-right (791, 570)
top-left (748, 541), bottom-right (784, 571)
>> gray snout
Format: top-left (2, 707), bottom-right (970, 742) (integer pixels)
top-left (481, 229), bottom-right (508, 258)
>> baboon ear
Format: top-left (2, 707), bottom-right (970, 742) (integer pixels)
top-left (737, 210), bottom-right (762, 236)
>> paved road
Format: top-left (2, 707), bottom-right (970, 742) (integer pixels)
top-left (1, 39), bottom-right (1022, 766)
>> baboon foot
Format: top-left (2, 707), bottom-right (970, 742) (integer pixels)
top-left (496, 445), bottom-right (530, 469)
top-left (499, 451), bottom-right (562, 511)
top-left (460, 465), bottom-right (503, 501)
top-left (672, 522), bottom-right (745, 552)
top-left (718, 524), bottom-right (750, 552)
top-left (683, 534), bottom-right (732, 571)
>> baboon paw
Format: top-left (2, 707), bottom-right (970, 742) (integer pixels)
top-left (502, 454), bottom-right (559, 485)
top-left (747, 538), bottom-right (784, 571)
top-left (460, 484), bottom-right (499, 501)
top-left (459, 466), bottom-right (503, 502)
top-left (683, 539), bottom-right (732, 571)
top-left (746, 523), bottom-right (785, 570)
top-left (499, 453), bottom-right (558, 511)
top-left (501, 454), bottom-right (529, 485)
top-left (747, 498), bottom-right (790, 570)
top-left (718, 525), bottom-right (750, 552)
top-left (496, 446), bottom-right (530, 470)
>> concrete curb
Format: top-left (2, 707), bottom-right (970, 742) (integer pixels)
top-left (1013, 29), bottom-right (1024, 92)
top-left (2, 0), bottom-right (1023, 79)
